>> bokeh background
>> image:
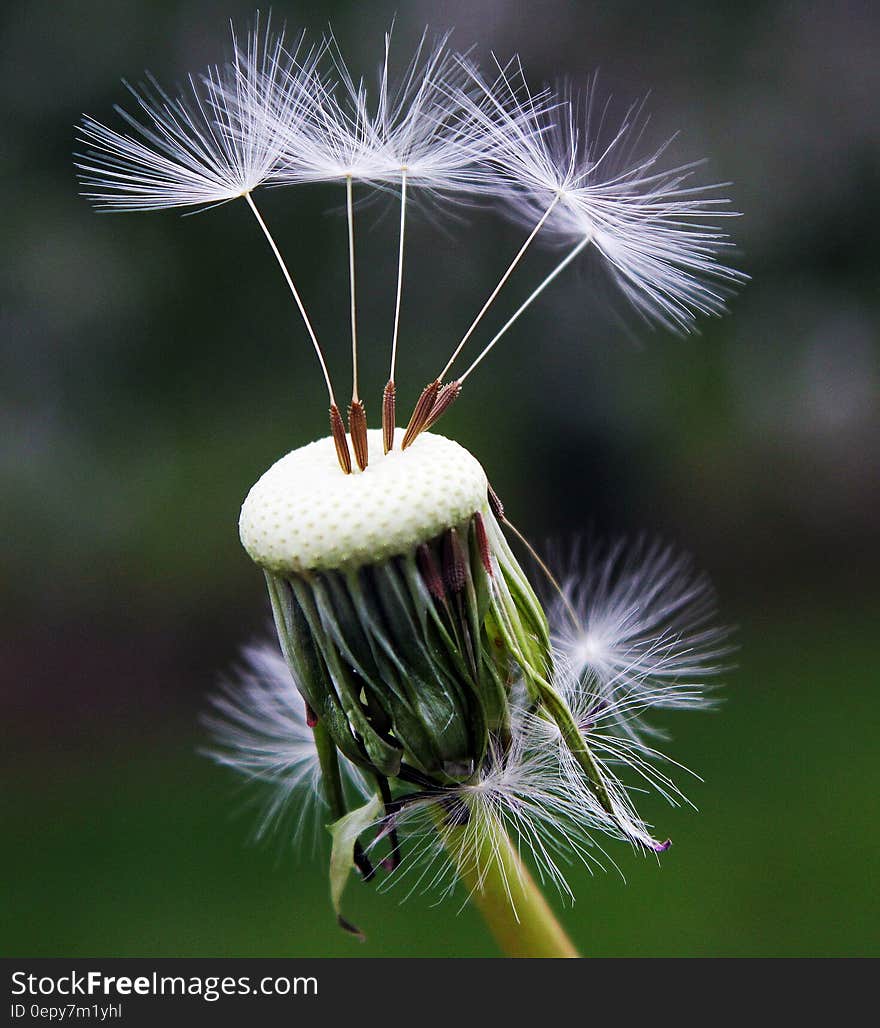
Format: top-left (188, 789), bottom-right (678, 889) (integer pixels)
top-left (2, 0), bottom-right (878, 957)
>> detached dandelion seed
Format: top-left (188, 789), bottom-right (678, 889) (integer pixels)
top-left (78, 16), bottom-right (744, 957)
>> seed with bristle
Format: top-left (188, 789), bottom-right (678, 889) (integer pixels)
top-left (329, 404), bottom-right (352, 475)
top-left (417, 542), bottom-right (446, 601)
top-left (474, 511), bottom-right (493, 577)
top-left (487, 483), bottom-right (504, 520)
top-left (382, 380), bottom-right (396, 454)
top-left (442, 527), bottom-right (468, 594)
top-left (401, 378), bottom-right (441, 449)
top-left (424, 379), bottom-right (462, 431)
top-left (348, 399), bottom-right (369, 471)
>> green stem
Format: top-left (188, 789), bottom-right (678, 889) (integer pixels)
top-left (313, 719), bottom-right (346, 821)
top-left (443, 817), bottom-right (581, 958)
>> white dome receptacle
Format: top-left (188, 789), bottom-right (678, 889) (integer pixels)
top-left (239, 429), bottom-right (489, 574)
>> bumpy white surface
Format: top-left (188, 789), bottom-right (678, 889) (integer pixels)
top-left (239, 429), bottom-right (489, 573)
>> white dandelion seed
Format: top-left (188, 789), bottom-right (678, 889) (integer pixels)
top-left (433, 71), bottom-right (747, 386)
top-left (372, 669), bottom-right (690, 908)
top-left (246, 32), bottom-right (389, 420)
top-left (526, 676), bottom-right (703, 859)
top-left (499, 84), bottom-right (747, 334)
top-left (429, 59), bottom-right (567, 385)
top-left (76, 17), bottom-right (345, 412)
top-left (265, 28), bottom-right (502, 439)
top-left (203, 639), bottom-right (368, 843)
top-left (365, 32), bottom-right (507, 422)
top-left (520, 692), bottom-right (676, 858)
top-left (264, 43), bottom-right (381, 185)
top-left (549, 537), bottom-right (733, 746)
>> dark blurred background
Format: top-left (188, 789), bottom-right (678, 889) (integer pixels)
top-left (2, 0), bottom-right (878, 956)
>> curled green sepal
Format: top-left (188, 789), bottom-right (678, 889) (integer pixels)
top-left (327, 795), bottom-right (383, 939)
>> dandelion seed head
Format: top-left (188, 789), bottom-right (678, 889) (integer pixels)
top-left (80, 18), bottom-right (742, 928)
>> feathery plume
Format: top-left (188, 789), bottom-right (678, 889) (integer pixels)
top-left (478, 75), bottom-right (747, 332)
top-left (269, 28), bottom-right (494, 194)
top-left (76, 16), bottom-right (321, 212)
top-left (549, 537), bottom-right (733, 745)
top-left (370, 689), bottom-right (612, 905)
top-left (203, 640), bottom-right (368, 841)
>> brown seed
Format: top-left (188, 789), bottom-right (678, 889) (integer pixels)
top-left (417, 543), bottom-right (446, 601)
top-left (329, 404), bottom-right (352, 475)
top-left (487, 483), bottom-right (505, 520)
top-left (442, 527), bottom-right (468, 594)
top-left (473, 512), bottom-right (493, 578)
top-left (348, 398), bottom-right (369, 471)
top-left (401, 378), bottom-right (441, 449)
top-left (424, 379), bottom-right (462, 431)
top-left (382, 379), bottom-right (396, 454)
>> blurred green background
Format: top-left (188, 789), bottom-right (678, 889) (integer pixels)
top-left (2, 0), bottom-right (878, 957)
